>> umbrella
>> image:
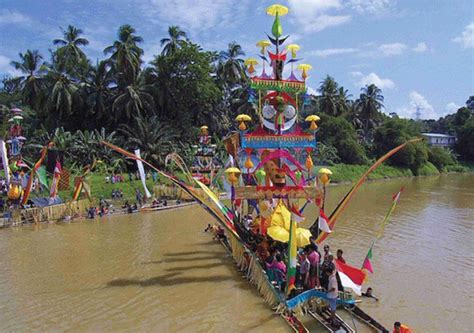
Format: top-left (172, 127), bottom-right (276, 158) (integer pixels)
top-left (10, 107), bottom-right (23, 113)
top-left (267, 225), bottom-right (289, 243)
top-left (296, 228), bottom-right (312, 247)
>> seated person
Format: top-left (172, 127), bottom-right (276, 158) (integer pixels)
top-left (267, 253), bottom-right (287, 275)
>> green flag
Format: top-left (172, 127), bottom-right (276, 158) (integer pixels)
top-left (36, 166), bottom-right (48, 188)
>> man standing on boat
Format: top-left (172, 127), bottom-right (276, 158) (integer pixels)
top-left (326, 268), bottom-right (338, 327)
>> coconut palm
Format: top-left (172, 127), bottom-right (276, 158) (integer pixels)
top-left (119, 114), bottom-right (178, 166)
top-left (84, 60), bottom-right (115, 120)
top-left (53, 25), bottom-right (89, 75)
top-left (10, 50), bottom-right (46, 108)
top-left (45, 59), bottom-right (79, 122)
top-left (160, 26), bottom-right (188, 56)
top-left (217, 42), bottom-right (246, 86)
top-left (318, 75), bottom-right (339, 116)
top-left (112, 71), bottom-right (155, 121)
top-left (336, 86), bottom-right (352, 116)
top-left (356, 84), bottom-right (384, 142)
top-left (104, 24), bottom-right (143, 87)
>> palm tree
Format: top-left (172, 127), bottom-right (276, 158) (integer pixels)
top-left (217, 42), bottom-right (246, 86)
top-left (336, 86), bottom-right (352, 116)
top-left (45, 59), bottom-right (79, 122)
top-left (112, 71), bottom-right (155, 121)
top-left (119, 114), bottom-right (178, 166)
top-left (53, 25), bottom-right (89, 74)
top-left (84, 60), bottom-right (115, 120)
top-left (160, 26), bottom-right (188, 56)
top-left (356, 84), bottom-right (384, 142)
top-left (104, 24), bottom-right (143, 87)
top-left (10, 50), bottom-right (45, 108)
top-left (318, 75), bottom-right (339, 116)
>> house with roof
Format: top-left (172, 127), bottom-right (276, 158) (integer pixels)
top-left (421, 133), bottom-right (456, 147)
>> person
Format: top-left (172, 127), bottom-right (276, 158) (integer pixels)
top-left (105, 175), bottom-right (110, 183)
top-left (298, 251), bottom-right (310, 289)
top-left (362, 287), bottom-right (379, 301)
top-left (393, 322), bottom-right (412, 333)
top-left (307, 244), bottom-right (320, 288)
top-left (135, 189), bottom-right (143, 207)
top-left (268, 253), bottom-right (287, 274)
top-left (323, 244), bottom-right (332, 261)
top-left (128, 172), bottom-right (133, 182)
top-left (326, 268), bottom-right (339, 327)
top-left (336, 249), bottom-right (346, 264)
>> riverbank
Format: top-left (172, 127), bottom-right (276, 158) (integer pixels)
top-left (316, 162), bottom-right (474, 184)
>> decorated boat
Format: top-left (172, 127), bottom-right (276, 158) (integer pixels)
top-left (102, 3), bottom-right (421, 331)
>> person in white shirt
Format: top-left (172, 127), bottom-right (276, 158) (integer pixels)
top-left (325, 268), bottom-right (338, 326)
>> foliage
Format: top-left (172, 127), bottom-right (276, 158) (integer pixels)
top-left (373, 117), bottom-right (428, 172)
top-left (317, 114), bottom-right (367, 164)
top-left (428, 147), bottom-right (456, 171)
top-left (456, 116), bottom-right (474, 162)
top-left (316, 164), bottom-right (413, 183)
top-left (416, 161), bottom-right (440, 176)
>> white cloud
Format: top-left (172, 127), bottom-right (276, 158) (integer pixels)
top-left (348, 0), bottom-right (394, 15)
top-left (287, 0), bottom-right (351, 33)
top-left (351, 71), bottom-right (395, 89)
top-left (396, 91), bottom-right (439, 119)
top-left (307, 86), bottom-right (318, 96)
top-left (446, 102), bottom-right (460, 113)
top-left (309, 48), bottom-right (358, 57)
top-left (138, 0), bottom-right (249, 34)
top-left (413, 42), bottom-right (428, 53)
top-left (0, 9), bottom-right (31, 26)
top-left (453, 22), bottom-right (474, 49)
top-left (378, 42), bottom-right (407, 56)
top-left (0, 55), bottom-right (21, 76)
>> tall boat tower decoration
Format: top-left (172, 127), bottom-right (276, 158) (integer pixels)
top-left (190, 126), bottom-right (221, 186)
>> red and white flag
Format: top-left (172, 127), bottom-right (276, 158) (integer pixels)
top-left (335, 259), bottom-right (366, 296)
top-left (290, 205), bottom-right (305, 222)
top-left (318, 209), bottom-right (331, 233)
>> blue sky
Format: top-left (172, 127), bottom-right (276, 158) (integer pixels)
top-left (0, 0), bottom-right (472, 119)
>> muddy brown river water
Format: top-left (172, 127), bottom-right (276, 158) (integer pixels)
top-left (0, 174), bottom-right (472, 332)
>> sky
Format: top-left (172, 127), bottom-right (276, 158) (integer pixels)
top-left (0, 0), bottom-right (472, 120)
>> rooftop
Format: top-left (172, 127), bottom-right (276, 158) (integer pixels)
top-left (421, 133), bottom-right (456, 138)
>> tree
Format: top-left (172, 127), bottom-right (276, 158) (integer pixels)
top-left (428, 146), bottom-right (455, 170)
top-left (356, 84), bottom-right (384, 143)
top-left (84, 60), bottom-right (115, 122)
top-left (119, 114), bottom-right (178, 166)
top-left (217, 42), bottom-right (246, 87)
top-left (456, 117), bottom-right (474, 161)
top-left (317, 114), bottom-right (367, 164)
top-left (104, 24), bottom-right (144, 87)
top-left (373, 118), bottom-right (428, 172)
top-left (336, 86), bottom-right (352, 116)
top-left (152, 43), bottom-right (222, 138)
top-left (112, 71), bottom-right (155, 121)
top-left (44, 57), bottom-right (79, 124)
top-left (318, 75), bottom-right (339, 116)
top-left (53, 25), bottom-right (89, 74)
top-left (160, 26), bottom-right (188, 56)
top-left (10, 50), bottom-right (45, 109)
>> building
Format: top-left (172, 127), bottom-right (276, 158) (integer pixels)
top-left (421, 133), bottom-right (456, 147)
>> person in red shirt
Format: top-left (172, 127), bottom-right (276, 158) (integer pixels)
top-left (393, 321), bottom-right (412, 333)
top-left (336, 249), bottom-right (346, 264)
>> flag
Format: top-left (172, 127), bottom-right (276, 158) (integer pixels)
top-left (377, 187), bottom-right (403, 238)
top-left (36, 166), bottom-right (48, 188)
top-left (362, 241), bottom-right (375, 274)
top-left (318, 209), bottom-right (331, 233)
top-left (290, 205), bottom-right (305, 222)
top-left (286, 217), bottom-right (297, 295)
top-left (50, 160), bottom-right (62, 199)
top-left (335, 259), bottom-right (366, 296)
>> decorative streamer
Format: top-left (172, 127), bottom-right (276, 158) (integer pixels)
top-left (21, 142), bottom-right (53, 205)
top-left (135, 149), bottom-right (152, 198)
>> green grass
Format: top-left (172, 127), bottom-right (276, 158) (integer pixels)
top-left (314, 164), bottom-right (413, 183)
top-left (415, 162), bottom-right (440, 176)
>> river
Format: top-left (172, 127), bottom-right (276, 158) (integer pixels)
top-left (0, 174), bottom-right (472, 332)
